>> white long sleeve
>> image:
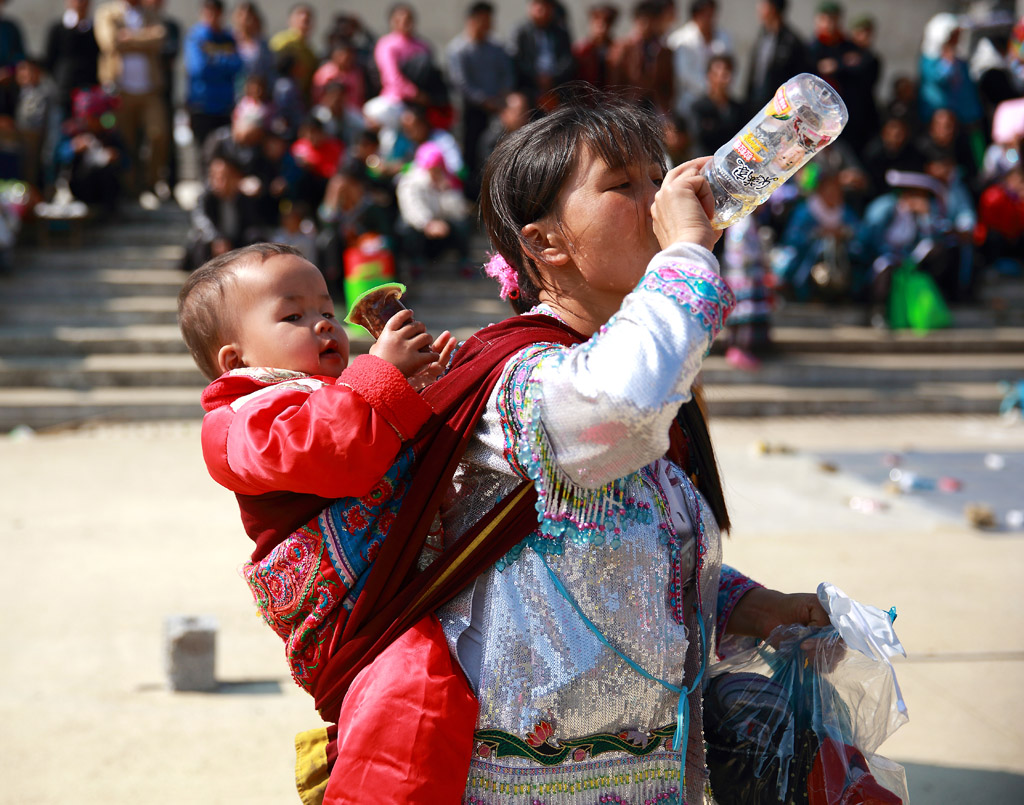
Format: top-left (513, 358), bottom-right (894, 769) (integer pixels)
top-left (470, 242), bottom-right (734, 513)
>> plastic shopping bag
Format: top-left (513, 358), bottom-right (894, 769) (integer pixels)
top-left (705, 584), bottom-right (910, 804)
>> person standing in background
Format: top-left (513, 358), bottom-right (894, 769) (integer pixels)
top-left (231, 2), bottom-right (275, 91)
top-left (94, 0), bottom-right (168, 199)
top-left (667, 0), bottom-right (731, 117)
top-left (146, 0), bottom-right (179, 197)
top-left (0, 0), bottom-right (25, 117)
top-left (269, 4), bottom-right (317, 105)
top-left (721, 212), bottom-right (774, 370)
top-left (446, 1), bottom-right (514, 200)
top-left (511, 0), bottom-right (575, 108)
top-left (842, 14), bottom-right (882, 157)
top-left (608, 1), bottom-right (674, 116)
top-left (807, 2), bottom-right (854, 98)
top-left (573, 4), bottom-right (619, 90)
top-left (184, 0), bottom-right (240, 170)
top-left (323, 13), bottom-right (377, 97)
top-left (364, 4), bottom-right (431, 150)
top-left (691, 53), bottom-right (745, 155)
top-left (14, 58), bottom-right (56, 192)
top-left (45, 0), bottom-right (100, 119)
top-left (745, 0), bottom-right (809, 113)
top-left (918, 12), bottom-right (984, 168)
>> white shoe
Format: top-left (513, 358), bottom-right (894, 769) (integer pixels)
top-left (139, 190), bottom-right (159, 210)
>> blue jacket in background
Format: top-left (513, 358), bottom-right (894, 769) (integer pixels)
top-left (185, 23), bottom-right (242, 116)
top-left (918, 55), bottom-right (983, 128)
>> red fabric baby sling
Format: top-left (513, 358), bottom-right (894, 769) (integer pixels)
top-left (316, 314), bottom-right (585, 804)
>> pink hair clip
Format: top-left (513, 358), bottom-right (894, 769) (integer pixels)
top-left (484, 252), bottom-right (520, 300)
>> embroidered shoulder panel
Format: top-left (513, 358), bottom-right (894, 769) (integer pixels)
top-left (495, 343), bottom-right (563, 481)
top-left (493, 348), bottom-right (694, 582)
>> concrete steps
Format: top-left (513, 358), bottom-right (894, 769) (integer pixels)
top-left (703, 380), bottom-right (1007, 417)
top-left (2, 350), bottom-right (1018, 393)
top-left (0, 200), bottom-right (1022, 430)
top-left (760, 325), bottom-right (1024, 355)
top-left (699, 352), bottom-right (1024, 387)
top-left (2, 266), bottom-right (186, 298)
top-left (0, 353), bottom-right (204, 389)
top-left (0, 323), bottom-right (188, 356)
top-left (0, 297), bottom-right (180, 326)
top-left (0, 386), bottom-right (204, 430)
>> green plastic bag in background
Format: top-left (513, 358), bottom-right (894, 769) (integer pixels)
top-left (887, 260), bottom-right (952, 333)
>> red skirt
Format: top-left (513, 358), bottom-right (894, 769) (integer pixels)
top-left (324, 614), bottom-right (479, 804)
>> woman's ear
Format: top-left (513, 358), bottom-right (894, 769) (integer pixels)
top-left (216, 344), bottom-right (246, 374)
top-left (521, 221), bottom-right (571, 268)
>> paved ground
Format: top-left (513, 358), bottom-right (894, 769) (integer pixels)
top-left (1, 414), bottom-right (1022, 804)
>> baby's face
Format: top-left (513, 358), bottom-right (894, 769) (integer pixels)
top-left (223, 255), bottom-right (349, 377)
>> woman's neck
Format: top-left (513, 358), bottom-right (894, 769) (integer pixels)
top-left (538, 284), bottom-right (622, 337)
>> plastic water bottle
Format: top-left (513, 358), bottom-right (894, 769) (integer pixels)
top-left (702, 73), bottom-right (849, 229)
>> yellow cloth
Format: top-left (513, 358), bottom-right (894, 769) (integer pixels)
top-left (294, 727), bottom-right (331, 805)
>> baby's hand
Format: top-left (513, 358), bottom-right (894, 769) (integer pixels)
top-left (407, 331), bottom-right (458, 391)
top-left (369, 308), bottom-right (437, 378)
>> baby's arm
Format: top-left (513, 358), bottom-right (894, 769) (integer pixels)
top-left (202, 358), bottom-right (434, 499)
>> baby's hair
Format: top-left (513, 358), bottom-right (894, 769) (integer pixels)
top-left (177, 243), bottom-right (306, 380)
top-left (480, 84), bottom-right (665, 314)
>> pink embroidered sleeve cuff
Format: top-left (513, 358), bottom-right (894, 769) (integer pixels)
top-left (716, 565), bottom-right (763, 643)
top-left (634, 244), bottom-right (736, 343)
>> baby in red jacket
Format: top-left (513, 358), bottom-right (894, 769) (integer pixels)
top-left (177, 241), bottom-right (456, 691)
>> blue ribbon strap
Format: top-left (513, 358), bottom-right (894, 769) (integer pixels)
top-left (537, 553), bottom-right (706, 804)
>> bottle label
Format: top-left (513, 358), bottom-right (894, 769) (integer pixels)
top-left (796, 121), bottom-right (832, 151)
top-left (768, 85), bottom-right (794, 120)
top-left (730, 158), bottom-right (773, 191)
top-left (733, 130), bottom-right (766, 163)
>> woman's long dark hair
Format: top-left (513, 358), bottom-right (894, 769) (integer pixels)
top-left (479, 86), bottom-right (730, 531)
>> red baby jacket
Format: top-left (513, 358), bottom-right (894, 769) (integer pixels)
top-left (200, 355), bottom-right (434, 561)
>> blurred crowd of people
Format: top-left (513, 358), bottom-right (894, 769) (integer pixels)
top-left (0, 0), bottom-right (1020, 341)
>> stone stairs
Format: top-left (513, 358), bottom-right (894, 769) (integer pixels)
top-left (0, 203), bottom-right (203, 429)
top-left (406, 273), bottom-right (1024, 419)
top-left (0, 203), bottom-right (1022, 430)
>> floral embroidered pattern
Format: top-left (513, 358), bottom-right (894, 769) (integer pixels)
top-left (229, 366), bottom-right (309, 383)
top-left (474, 723), bottom-right (678, 767)
top-left (496, 343), bottom-right (561, 480)
top-left (634, 261), bottom-right (736, 344)
top-left (320, 446), bottom-right (415, 603)
top-left (241, 447), bottom-right (416, 692)
top-left (242, 523), bottom-right (340, 692)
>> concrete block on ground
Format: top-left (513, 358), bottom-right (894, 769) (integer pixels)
top-left (164, 614), bottom-right (218, 692)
